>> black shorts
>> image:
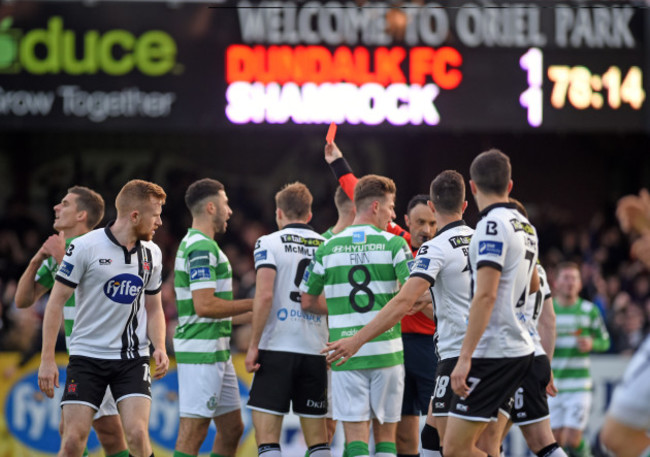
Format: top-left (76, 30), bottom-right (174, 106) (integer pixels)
top-left (431, 357), bottom-right (458, 417)
top-left (449, 353), bottom-right (534, 422)
top-left (512, 355), bottom-right (551, 424)
top-left (61, 355), bottom-right (151, 410)
top-left (402, 333), bottom-right (438, 416)
top-left (247, 350), bottom-right (328, 417)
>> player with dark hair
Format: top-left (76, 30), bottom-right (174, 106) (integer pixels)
top-left (38, 179), bottom-right (169, 457)
top-left (445, 149), bottom-right (539, 457)
top-left (173, 178), bottom-right (252, 457)
top-left (15, 186), bottom-right (129, 457)
top-left (549, 262), bottom-right (610, 457)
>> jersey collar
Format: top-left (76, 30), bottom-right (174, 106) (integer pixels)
top-left (478, 202), bottom-right (517, 220)
top-left (435, 219), bottom-right (467, 237)
top-left (104, 220), bottom-right (141, 263)
top-left (283, 223), bottom-right (314, 230)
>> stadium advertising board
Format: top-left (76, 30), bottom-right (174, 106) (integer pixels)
top-left (0, 1), bottom-right (647, 132)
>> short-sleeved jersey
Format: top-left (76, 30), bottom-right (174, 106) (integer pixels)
top-left (300, 224), bottom-right (412, 371)
top-left (173, 228), bottom-right (233, 364)
top-left (55, 224), bottom-right (163, 360)
top-left (552, 297), bottom-right (610, 392)
top-left (35, 236), bottom-right (78, 349)
top-left (254, 223), bottom-right (328, 355)
top-left (409, 220), bottom-right (473, 361)
top-left (518, 263), bottom-right (552, 356)
top-left (468, 202), bottom-right (537, 358)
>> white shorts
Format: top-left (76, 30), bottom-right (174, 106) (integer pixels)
top-left (548, 391), bottom-right (592, 431)
top-left (331, 365), bottom-right (404, 423)
top-left (607, 336), bottom-right (650, 430)
top-left (177, 359), bottom-right (241, 418)
top-left (94, 387), bottom-right (118, 419)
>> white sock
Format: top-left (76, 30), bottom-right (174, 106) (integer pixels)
top-left (308, 443), bottom-right (331, 457)
top-left (422, 451), bottom-right (442, 457)
top-left (258, 443), bottom-right (281, 457)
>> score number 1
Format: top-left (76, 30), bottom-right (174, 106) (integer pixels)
top-left (519, 48), bottom-right (543, 128)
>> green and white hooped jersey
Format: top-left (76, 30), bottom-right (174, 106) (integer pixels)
top-left (552, 297), bottom-right (610, 392)
top-left (300, 224), bottom-right (412, 371)
top-left (173, 228), bottom-right (233, 364)
top-left (35, 237), bottom-right (78, 350)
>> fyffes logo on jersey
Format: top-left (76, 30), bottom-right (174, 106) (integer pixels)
top-left (0, 16), bottom-right (178, 76)
top-left (104, 274), bottom-right (144, 304)
top-left (4, 367), bottom-right (100, 452)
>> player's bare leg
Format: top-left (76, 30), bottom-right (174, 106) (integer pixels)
top-left (117, 397), bottom-right (153, 457)
top-left (373, 420), bottom-right (398, 457)
top-left (601, 416), bottom-right (650, 457)
top-left (59, 404), bottom-right (95, 457)
top-left (212, 409), bottom-right (244, 457)
top-left (521, 419), bottom-right (562, 454)
top-left (175, 417), bottom-right (211, 455)
top-left (396, 415), bottom-right (420, 455)
top-left (93, 414), bottom-right (128, 456)
top-left (476, 412), bottom-right (509, 457)
top-left (300, 417), bottom-right (329, 447)
top-left (343, 421), bottom-right (371, 457)
top-left (326, 419), bottom-right (337, 444)
top-left (443, 416), bottom-right (490, 457)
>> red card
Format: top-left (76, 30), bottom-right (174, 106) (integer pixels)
top-left (326, 122), bottom-right (337, 144)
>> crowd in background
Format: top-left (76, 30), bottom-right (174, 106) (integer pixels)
top-left (1, 184), bottom-right (649, 369)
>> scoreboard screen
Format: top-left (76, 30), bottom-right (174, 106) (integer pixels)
top-left (0, 1), bottom-right (646, 132)
top-left (223, 1), bottom-right (647, 132)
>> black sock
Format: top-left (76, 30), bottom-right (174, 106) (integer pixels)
top-left (421, 423), bottom-right (441, 450)
top-left (397, 454), bottom-right (420, 457)
top-left (258, 443), bottom-right (281, 455)
top-left (537, 443), bottom-right (561, 457)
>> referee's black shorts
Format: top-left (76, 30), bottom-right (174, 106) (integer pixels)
top-left (402, 332), bottom-right (438, 416)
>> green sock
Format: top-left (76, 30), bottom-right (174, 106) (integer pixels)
top-left (106, 451), bottom-right (130, 457)
top-left (567, 439), bottom-right (592, 457)
top-left (375, 442), bottom-right (396, 456)
top-left (347, 441), bottom-right (370, 457)
top-left (342, 442), bottom-right (348, 457)
top-left (210, 454), bottom-right (227, 457)
top-left (173, 451), bottom-right (196, 457)
top-left (83, 448), bottom-right (89, 457)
